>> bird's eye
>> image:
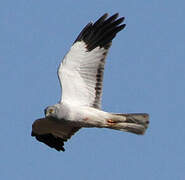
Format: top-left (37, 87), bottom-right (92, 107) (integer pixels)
top-left (49, 109), bottom-right (54, 114)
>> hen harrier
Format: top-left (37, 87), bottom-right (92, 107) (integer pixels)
top-left (31, 13), bottom-right (149, 151)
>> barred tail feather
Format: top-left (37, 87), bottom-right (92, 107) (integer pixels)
top-left (108, 113), bottom-right (149, 135)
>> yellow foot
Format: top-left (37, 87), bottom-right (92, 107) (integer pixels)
top-left (107, 119), bottom-right (116, 125)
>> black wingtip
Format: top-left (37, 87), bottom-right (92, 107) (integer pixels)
top-left (31, 132), bottom-right (66, 152)
top-left (93, 13), bottom-right (109, 27)
top-left (31, 131), bottom-right (36, 136)
top-left (112, 13), bottom-right (119, 19)
top-left (74, 13), bottom-right (126, 51)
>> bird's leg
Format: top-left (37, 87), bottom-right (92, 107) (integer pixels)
top-left (107, 119), bottom-right (116, 125)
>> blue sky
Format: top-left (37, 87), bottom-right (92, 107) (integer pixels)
top-left (1, 0), bottom-right (184, 179)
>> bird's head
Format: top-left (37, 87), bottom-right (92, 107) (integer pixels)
top-left (44, 104), bottom-right (67, 120)
top-left (44, 106), bottom-right (58, 118)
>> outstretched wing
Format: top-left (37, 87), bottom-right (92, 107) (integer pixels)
top-left (58, 13), bottom-right (126, 109)
top-left (31, 118), bottom-right (80, 151)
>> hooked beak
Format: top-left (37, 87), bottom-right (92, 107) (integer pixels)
top-left (44, 108), bottom-right (50, 117)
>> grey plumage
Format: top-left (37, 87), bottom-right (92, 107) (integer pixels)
top-left (31, 13), bottom-right (149, 151)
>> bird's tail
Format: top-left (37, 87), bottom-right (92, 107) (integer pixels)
top-left (106, 113), bottom-right (149, 135)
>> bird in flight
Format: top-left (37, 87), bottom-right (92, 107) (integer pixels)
top-left (31, 13), bottom-right (149, 151)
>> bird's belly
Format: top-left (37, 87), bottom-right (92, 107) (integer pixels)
top-left (66, 106), bottom-right (110, 127)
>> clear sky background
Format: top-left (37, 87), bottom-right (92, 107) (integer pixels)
top-left (1, 0), bottom-right (184, 179)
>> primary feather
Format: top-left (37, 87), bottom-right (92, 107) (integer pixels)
top-left (31, 13), bottom-right (149, 152)
top-left (58, 13), bottom-right (125, 109)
